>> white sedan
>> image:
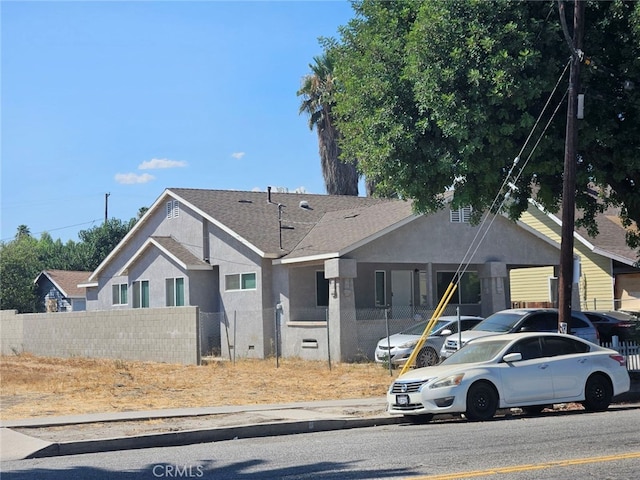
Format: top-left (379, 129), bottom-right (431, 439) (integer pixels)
top-left (387, 332), bottom-right (631, 422)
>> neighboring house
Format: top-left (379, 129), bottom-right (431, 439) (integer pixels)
top-left (79, 187), bottom-right (564, 362)
top-left (511, 199), bottom-right (640, 312)
top-left (34, 270), bottom-right (90, 312)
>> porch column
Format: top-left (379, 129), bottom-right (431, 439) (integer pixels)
top-left (478, 262), bottom-right (508, 317)
top-left (325, 258), bottom-right (357, 362)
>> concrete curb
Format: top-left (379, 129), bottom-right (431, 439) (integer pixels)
top-left (27, 416), bottom-right (403, 459)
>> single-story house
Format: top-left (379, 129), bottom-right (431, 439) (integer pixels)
top-left (34, 269), bottom-right (91, 312)
top-left (79, 187), bottom-right (567, 362)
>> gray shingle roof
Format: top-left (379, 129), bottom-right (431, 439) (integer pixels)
top-left (168, 188), bottom-right (415, 259)
top-left (575, 206), bottom-right (639, 264)
top-left (151, 236), bottom-right (212, 269)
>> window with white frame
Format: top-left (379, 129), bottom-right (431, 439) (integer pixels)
top-left (132, 280), bottom-right (149, 308)
top-left (112, 283), bottom-right (128, 305)
top-left (225, 272), bottom-right (257, 291)
top-left (166, 200), bottom-right (180, 219)
top-left (450, 206), bottom-right (472, 223)
top-left (418, 271), bottom-right (429, 306)
top-left (375, 271), bottom-right (386, 306)
top-left (549, 276), bottom-right (558, 305)
top-left (166, 277), bottom-right (185, 306)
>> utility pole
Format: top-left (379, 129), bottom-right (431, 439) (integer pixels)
top-left (558, 0), bottom-right (584, 332)
top-left (105, 192), bottom-right (110, 224)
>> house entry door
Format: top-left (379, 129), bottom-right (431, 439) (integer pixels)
top-left (391, 270), bottom-right (413, 318)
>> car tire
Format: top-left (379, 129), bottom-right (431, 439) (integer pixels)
top-left (404, 413), bottom-right (434, 424)
top-left (522, 405), bottom-right (546, 415)
top-left (465, 382), bottom-right (498, 421)
top-left (416, 347), bottom-right (439, 368)
top-left (582, 373), bottom-right (613, 412)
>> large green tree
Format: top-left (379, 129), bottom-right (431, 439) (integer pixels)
top-left (331, 0), bottom-right (640, 250)
top-left (0, 218), bottom-right (137, 312)
top-left (0, 234), bottom-right (41, 312)
top-left (77, 218), bottom-right (136, 271)
top-left (298, 53), bottom-right (360, 196)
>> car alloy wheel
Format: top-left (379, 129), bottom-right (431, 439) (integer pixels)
top-left (416, 347), bottom-right (439, 368)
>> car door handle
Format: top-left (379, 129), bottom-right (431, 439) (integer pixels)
top-left (578, 358), bottom-right (588, 364)
top-left (539, 364), bottom-right (549, 369)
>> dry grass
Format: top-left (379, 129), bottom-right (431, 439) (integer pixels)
top-left (0, 354), bottom-right (395, 420)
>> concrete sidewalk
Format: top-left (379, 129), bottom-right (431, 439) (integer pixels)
top-left (0, 397), bottom-right (397, 462)
top-left (3, 392), bottom-right (639, 462)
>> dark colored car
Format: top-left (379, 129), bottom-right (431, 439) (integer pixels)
top-left (583, 311), bottom-right (638, 342)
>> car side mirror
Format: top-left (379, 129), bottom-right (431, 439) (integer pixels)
top-left (440, 329), bottom-right (452, 336)
top-left (503, 352), bottom-right (522, 363)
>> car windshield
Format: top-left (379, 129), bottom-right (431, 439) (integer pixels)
top-left (472, 312), bottom-right (523, 332)
top-left (441, 339), bottom-right (510, 365)
top-left (401, 319), bottom-right (450, 336)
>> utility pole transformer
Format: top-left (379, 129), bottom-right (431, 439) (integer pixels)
top-left (558, 0), bottom-right (584, 332)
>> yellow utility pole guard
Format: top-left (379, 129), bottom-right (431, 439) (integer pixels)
top-left (398, 282), bottom-right (458, 376)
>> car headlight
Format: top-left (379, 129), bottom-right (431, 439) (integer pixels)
top-left (429, 373), bottom-right (465, 389)
top-left (398, 340), bottom-right (419, 348)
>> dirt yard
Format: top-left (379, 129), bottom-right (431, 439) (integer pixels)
top-left (0, 354), bottom-right (395, 420)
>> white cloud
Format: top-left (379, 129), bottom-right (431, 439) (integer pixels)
top-left (138, 158), bottom-right (187, 170)
top-left (115, 173), bottom-right (156, 184)
top-left (231, 152), bottom-right (245, 160)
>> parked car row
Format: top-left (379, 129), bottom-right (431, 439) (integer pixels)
top-left (439, 308), bottom-right (599, 360)
top-left (383, 307), bottom-right (634, 422)
top-left (375, 316), bottom-right (484, 368)
top-left (387, 331), bottom-right (631, 422)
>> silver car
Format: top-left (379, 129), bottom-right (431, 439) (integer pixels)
top-left (440, 308), bottom-right (600, 360)
top-left (375, 315), bottom-right (483, 367)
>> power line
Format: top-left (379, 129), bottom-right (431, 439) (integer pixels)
top-left (1, 219), bottom-right (103, 243)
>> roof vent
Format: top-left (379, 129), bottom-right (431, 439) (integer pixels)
top-left (299, 200), bottom-right (311, 209)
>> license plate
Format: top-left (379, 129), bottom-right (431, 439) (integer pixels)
top-left (396, 394), bottom-right (409, 406)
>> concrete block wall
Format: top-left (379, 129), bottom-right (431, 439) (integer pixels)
top-left (1, 307), bottom-right (200, 365)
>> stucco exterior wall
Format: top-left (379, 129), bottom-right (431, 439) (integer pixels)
top-left (206, 221), bottom-right (269, 359)
top-left (1, 307), bottom-right (200, 364)
top-left (354, 210), bottom-right (560, 265)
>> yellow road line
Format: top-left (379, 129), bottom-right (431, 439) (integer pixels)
top-left (408, 451), bottom-right (640, 480)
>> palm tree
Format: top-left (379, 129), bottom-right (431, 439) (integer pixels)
top-left (15, 225), bottom-right (31, 239)
top-left (298, 54), bottom-right (359, 196)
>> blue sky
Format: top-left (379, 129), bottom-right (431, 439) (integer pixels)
top-left (1, 0), bottom-right (356, 242)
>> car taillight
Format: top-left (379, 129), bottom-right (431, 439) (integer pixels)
top-left (609, 354), bottom-right (626, 366)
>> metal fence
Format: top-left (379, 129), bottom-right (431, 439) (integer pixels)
top-left (579, 298), bottom-right (640, 313)
top-left (199, 311), bottom-right (224, 357)
top-left (201, 305), bottom-right (470, 363)
top-left (200, 308), bottom-right (640, 371)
